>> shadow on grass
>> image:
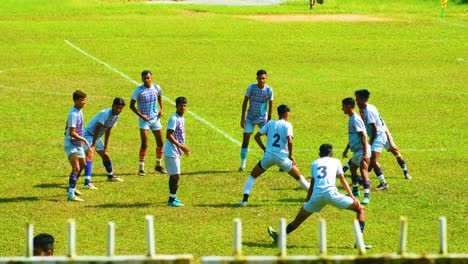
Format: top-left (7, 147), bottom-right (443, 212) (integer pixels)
top-left (183, 170), bottom-right (235, 176)
top-left (86, 202), bottom-right (153, 208)
top-left (193, 203), bottom-right (262, 208)
top-left (276, 197), bottom-right (305, 203)
top-left (0, 197), bottom-right (39, 203)
top-left (243, 241), bottom-right (305, 249)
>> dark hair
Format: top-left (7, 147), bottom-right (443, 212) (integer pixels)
top-left (277, 104), bottom-right (290, 117)
top-left (72, 90), bottom-right (87, 101)
top-left (112, 97), bottom-right (126, 106)
top-left (256, 69), bottom-right (267, 76)
top-left (141, 70), bottom-right (152, 77)
top-left (319, 144), bottom-right (333, 157)
top-left (342, 97), bottom-right (355, 108)
top-left (33, 233), bottom-right (55, 253)
top-left (355, 89), bottom-right (370, 100)
top-left (175, 96), bottom-right (187, 105)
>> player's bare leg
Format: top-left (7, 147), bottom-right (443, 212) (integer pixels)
top-left (235, 162), bottom-right (265, 206)
top-left (389, 146), bottom-right (412, 179)
top-left (360, 155), bottom-right (371, 204)
top-left (138, 129), bottom-right (149, 176)
top-left (288, 166), bottom-right (310, 190)
top-left (152, 129), bottom-right (166, 174)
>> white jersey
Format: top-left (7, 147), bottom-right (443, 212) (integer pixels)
top-left (311, 157), bottom-right (344, 195)
top-left (362, 104), bottom-right (387, 136)
top-left (131, 83), bottom-right (163, 120)
top-left (348, 113), bottom-right (367, 152)
top-left (64, 106), bottom-right (84, 147)
top-left (258, 119), bottom-right (293, 155)
top-left (163, 112), bottom-right (185, 158)
top-left (84, 108), bottom-right (119, 138)
top-left (245, 84), bottom-right (273, 124)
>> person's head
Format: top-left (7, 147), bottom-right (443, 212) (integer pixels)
top-left (141, 70), bottom-right (153, 88)
top-left (277, 104), bottom-right (290, 119)
top-left (341, 97), bottom-right (355, 116)
top-left (354, 89), bottom-right (370, 109)
top-left (175, 96), bottom-right (188, 116)
top-left (256, 69), bottom-right (267, 87)
top-left (319, 143), bottom-right (333, 157)
top-left (33, 233), bottom-right (54, 256)
top-left (111, 97), bottom-right (126, 116)
top-left (72, 90), bottom-right (87, 110)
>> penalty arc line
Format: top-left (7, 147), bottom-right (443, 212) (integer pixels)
top-left (64, 39), bottom-right (241, 147)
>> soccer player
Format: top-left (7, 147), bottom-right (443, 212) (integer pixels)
top-left (130, 70), bottom-right (167, 176)
top-left (235, 105), bottom-right (310, 207)
top-left (342, 97), bottom-right (371, 204)
top-left (33, 233), bottom-right (55, 256)
top-left (163, 97), bottom-right (190, 207)
top-left (267, 144), bottom-right (371, 249)
top-left (83, 97), bottom-right (126, 189)
top-left (238, 69), bottom-right (274, 172)
top-left (64, 90), bottom-right (90, 202)
top-left (355, 89), bottom-right (412, 184)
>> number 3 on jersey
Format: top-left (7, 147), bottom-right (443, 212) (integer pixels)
top-left (317, 166), bottom-right (327, 178)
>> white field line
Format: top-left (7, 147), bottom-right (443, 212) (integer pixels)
top-left (442, 21), bottom-right (467, 28)
top-left (64, 39), bottom-right (241, 147)
top-left (456, 58), bottom-right (468, 63)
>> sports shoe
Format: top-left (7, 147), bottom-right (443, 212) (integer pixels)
top-left (138, 170), bottom-right (146, 176)
top-left (107, 175), bottom-right (124, 182)
top-left (155, 165), bottom-right (167, 174)
top-left (267, 227), bottom-right (278, 243)
top-left (167, 200), bottom-right (185, 207)
top-left (84, 183), bottom-right (98, 190)
top-left (374, 183), bottom-right (389, 191)
top-left (404, 173), bottom-right (412, 180)
top-left (235, 201), bottom-right (248, 207)
top-left (317, 0), bottom-right (323, 4)
top-left (237, 167), bottom-right (245, 172)
top-left (67, 188), bottom-right (83, 196)
top-left (361, 197), bottom-right (370, 204)
top-left (354, 242), bottom-right (373, 249)
top-left (67, 196), bottom-right (84, 202)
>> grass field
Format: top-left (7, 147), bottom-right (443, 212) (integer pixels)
top-left (0, 0), bottom-right (467, 261)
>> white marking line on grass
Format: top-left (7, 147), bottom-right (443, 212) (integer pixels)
top-left (456, 58), bottom-right (468, 63)
top-left (442, 21), bottom-right (467, 28)
top-left (64, 39), bottom-right (241, 147)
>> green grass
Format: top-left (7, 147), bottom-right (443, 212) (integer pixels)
top-left (0, 0), bottom-right (467, 261)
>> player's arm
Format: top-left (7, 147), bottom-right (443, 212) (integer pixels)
top-left (103, 127), bottom-right (112, 153)
top-left (92, 122), bottom-right (103, 148)
top-left (240, 96), bottom-right (249, 128)
top-left (167, 129), bottom-right (190, 156)
top-left (359, 131), bottom-right (368, 157)
top-left (69, 127), bottom-right (90, 149)
top-left (130, 99), bottom-right (148, 121)
top-left (254, 131), bottom-right (266, 151)
top-left (157, 95), bottom-right (163, 118)
top-left (339, 172), bottom-right (355, 199)
top-left (305, 177), bottom-right (314, 201)
top-left (369, 123), bottom-right (377, 145)
top-left (267, 100), bottom-right (273, 122)
top-left (287, 135), bottom-right (296, 165)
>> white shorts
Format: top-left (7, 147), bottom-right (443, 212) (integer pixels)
top-left (164, 156), bottom-right (181, 175)
top-left (371, 133), bottom-right (390, 153)
top-left (83, 136), bottom-right (105, 151)
top-left (259, 151), bottom-right (293, 172)
top-left (350, 145), bottom-right (371, 166)
top-left (139, 117), bottom-right (162, 131)
top-left (243, 119), bottom-right (266, 134)
top-left (64, 143), bottom-right (85, 159)
top-left (303, 191), bottom-right (354, 213)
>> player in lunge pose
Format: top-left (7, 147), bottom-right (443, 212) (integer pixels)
top-left (130, 70), bottom-right (167, 176)
top-left (267, 144), bottom-right (371, 249)
top-left (341, 97), bottom-right (371, 204)
top-left (238, 69), bottom-right (273, 172)
top-left (64, 90), bottom-right (90, 202)
top-left (163, 97), bottom-right (190, 207)
top-left (83, 98), bottom-right (126, 189)
top-left (235, 105), bottom-right (310, 207)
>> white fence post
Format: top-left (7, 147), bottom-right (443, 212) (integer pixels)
top-left (318, 218), bottom-right (327, 256)
top-left (107, 222), bottom-right (115, 257)
top-left (439, 217), bottom-right (448, 255)
top-left (233, 218), bottom-right (242, 257)
top-left (25, 223), bottom-right (33, 257)
top-left (399, 216), bottom-right (408, 255)
top-left (146, 215), bottom-right (156, 257)
top-left (353, 219), bottom-right (366, 255)
top-left (68, 219), bottom-right (76, 257)
top-left (278, 218), bottom-right (287, 257)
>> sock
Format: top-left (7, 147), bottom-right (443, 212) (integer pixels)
top-left (84, 160), bottom-right (93, 176)
top-left (298, 175), bottom-right (310, 190)
top-left (139, 162), bottom-right (145, 171)
top-left (139, 149), bottom-right (146, 163)
top-left (286, 224), bottom-right (297, 235)
top-left (68, 173), bottom-right (78, 198)
top-left (240, 148), bottom-right (248, 168)
top-left (168, 193), bottom-right (177, 203)
top-left (374, 167), bottom-right (386, 184)
top-left (156, 147), bottom-right (163, 166)
top-left (398, 159), bottom-right (408, 173)
top-left (103, 160), bottom-right (113, 176)
top-left (242, 175), bottom-right (256, 200)
top-left (84, 176), bottom-right (91, 185)
top-left (359, 221), bottom-right (365, 233)
top-left (343, 162), bottom-right (350, 173)
top-left (363, 181), bottom-right (370, 197)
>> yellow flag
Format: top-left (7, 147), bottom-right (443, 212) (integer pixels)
top-left (441, 0), bottom-right (448, 8)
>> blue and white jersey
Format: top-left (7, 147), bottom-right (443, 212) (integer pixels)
top-left (84, 108), bottom-right (119, 138)
top-left (64, 106), bottom-right (84, 147)
top-left (131, 83), bottom-right (163, 120)
top-left (259, 119), bottom-right (293, 155)
top-left (362, 104), bottom-right (387, 136)
top-left (311, 157), bottom-right (343, 195)
top-left (348, 113), bottom-right (367, 152)
top-left (245, 84), bottom-right (273, 124)
top-left (163, 112), bottom-right (185, 158)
